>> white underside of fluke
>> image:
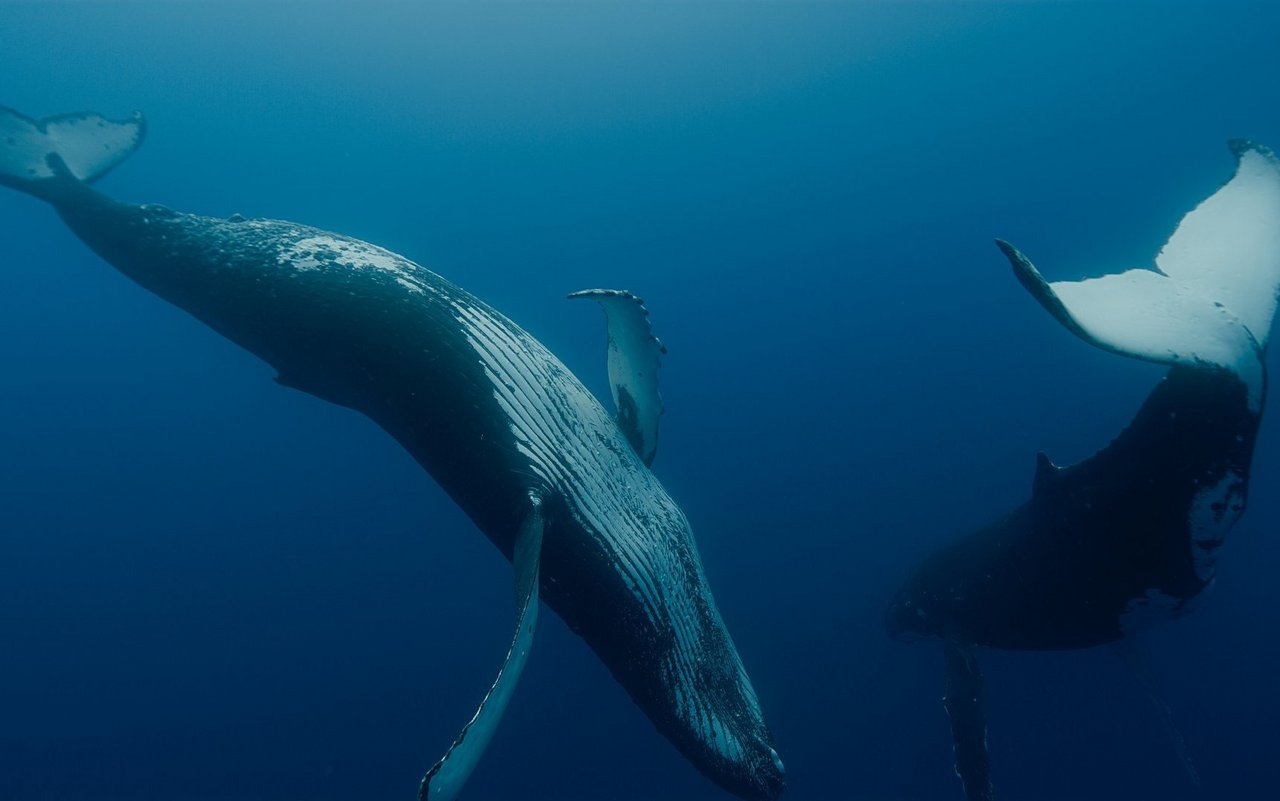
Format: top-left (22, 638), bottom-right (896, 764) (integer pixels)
top-left (1049, 270), bottom-right (1262, 382)
top-left (1157, 144), bottom-right (1280, 348)
top-left (1000, 141), bottom-right (1280, 411)
top-left (0, 105), bottom-right (144, 184)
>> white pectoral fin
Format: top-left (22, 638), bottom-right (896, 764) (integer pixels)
top-left (420, 496), bottom-right (545, 801)
top-left (942, 638), bottom-right (993, 801)
top-left (568, 288), bottom-right (666, 466)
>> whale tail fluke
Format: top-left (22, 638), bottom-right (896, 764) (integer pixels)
top-left (999, 141), bottom-right (1280, 407)
top-left (0, 105), bottom-right (144, 200)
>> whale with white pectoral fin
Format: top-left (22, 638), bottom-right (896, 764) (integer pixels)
top-left (887, 140), bottom-right (1280, 800)
top-left (0, 105), bottom-right (785, 801)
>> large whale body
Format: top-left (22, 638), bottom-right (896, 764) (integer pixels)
top-left (885, 140), bottom-right (1280, 793)
top-left (886, 141), bottom-right (1280, 801)
top-left (0, 106), bottom-right (784, 801)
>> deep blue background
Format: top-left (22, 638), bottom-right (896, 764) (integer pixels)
top-left (2, 3), bottom-right (1279, 800)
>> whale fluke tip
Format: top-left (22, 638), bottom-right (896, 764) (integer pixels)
top-left (993, 238), bottom-right (1026, 264)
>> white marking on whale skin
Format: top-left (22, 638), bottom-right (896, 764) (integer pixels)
top-left (450, 297), bottom-right (763, 766)
top-left (276, 234), bottom-right (437, 297)
top-left (1188, 471), bottom-right (1246, 582)
top-left (396, 277), bottom-right (427, 295)
top-left (1118, 473), bottom-right (1246, 636)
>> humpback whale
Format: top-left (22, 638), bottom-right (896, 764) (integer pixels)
top-left (0, 106), bottom-right (785, 801)
top-left (887, 141), bottom-right (1280, 800)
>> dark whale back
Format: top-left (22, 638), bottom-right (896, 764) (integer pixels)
top-left (888, 142), bottom-right (1280, 653)
top-left (39, 178), bottom-right (784, 800)
top-left (890, 365), bottom-right (1258, 650)
top-left (51, 183), bottom-right (533, 533)
top-left (883, 139), bottom-right (1280, 801)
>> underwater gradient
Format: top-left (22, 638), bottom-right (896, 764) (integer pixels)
top-left (1, 3), bottom-right (1279, 800)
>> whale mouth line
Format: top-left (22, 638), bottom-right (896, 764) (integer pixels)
top-left (768, 746), bottom-right (785, 775)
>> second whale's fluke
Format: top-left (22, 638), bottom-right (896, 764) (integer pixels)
top-left (889, 140), bottom-right (1280, 800)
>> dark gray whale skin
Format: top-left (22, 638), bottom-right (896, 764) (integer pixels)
top-left (886, 363), bottom-right (1260, 801)
top-left (24, 170), bottom-right (784, 801)
top-left (887, 364), bottom-right (1258, 651)
top-left (883, 140), bottom-right (1280, 801)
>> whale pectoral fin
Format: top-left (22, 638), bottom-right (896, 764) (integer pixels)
top-left (1112, 637), bottom-right (1201, 789)
top-left (420, 495), bottom-right (545, 801)
top-left (567, 288), bottom-right (666, 466)
top-left (943, 638), bottom-right (994, 801)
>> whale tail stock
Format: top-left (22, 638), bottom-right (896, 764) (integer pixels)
top-left (997, 140), bottom-right (1280, 407)
top-left (0, 105), bottom-right (145, 201)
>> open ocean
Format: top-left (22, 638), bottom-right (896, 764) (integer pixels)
top-left (2, 3), bottom-right (1278, 800)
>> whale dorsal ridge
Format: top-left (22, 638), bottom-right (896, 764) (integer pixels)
top-left (1032, 451), bottom-right (1060, 498)
top-left (568, 288), bottom-right (666, 466)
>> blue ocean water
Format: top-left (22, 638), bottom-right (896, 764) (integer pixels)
top-left (1, 2), bottom-right (1278, 800)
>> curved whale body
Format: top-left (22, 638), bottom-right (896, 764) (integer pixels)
top-left (891, 361), bottom-right (1256, 651)
top-left (0, 106), bottom-right (784, 801)
top-left (887, 141), bottom-right (1280, 799)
